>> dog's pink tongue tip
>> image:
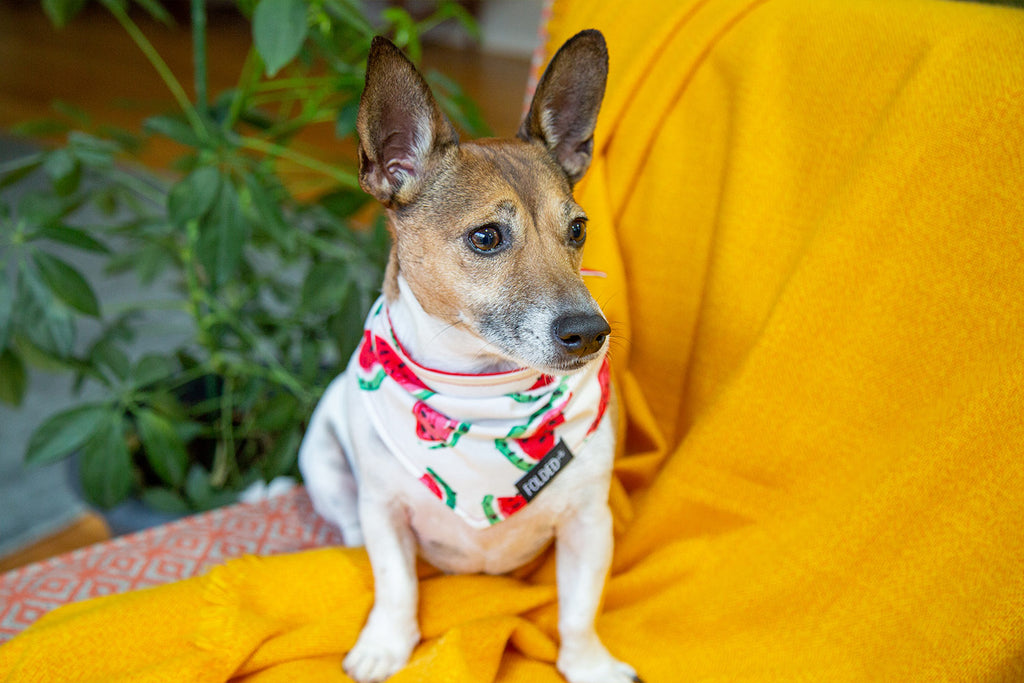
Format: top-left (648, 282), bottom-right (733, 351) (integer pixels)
top-left (580, 268), bottom-right (607, 278)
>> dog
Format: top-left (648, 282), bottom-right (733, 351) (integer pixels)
top-left (298, 30), bottom-right (640, 683)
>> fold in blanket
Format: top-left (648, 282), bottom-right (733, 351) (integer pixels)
top-left (3, 0), bottom-right (1024, 680)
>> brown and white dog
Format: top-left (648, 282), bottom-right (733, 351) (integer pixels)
top-left (299, 31), bottom-right (640, 683)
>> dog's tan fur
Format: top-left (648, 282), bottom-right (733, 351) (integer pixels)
top-left (381, 139), bottom-right (591, 365)
top-left (299, 31), bottom-right (641, 683)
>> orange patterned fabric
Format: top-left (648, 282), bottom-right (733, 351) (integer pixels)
top-left (0, 489), bottom-right (341, 645)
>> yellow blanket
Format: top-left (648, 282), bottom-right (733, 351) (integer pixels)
top-left (4, 0), bottom-right (1024, 680)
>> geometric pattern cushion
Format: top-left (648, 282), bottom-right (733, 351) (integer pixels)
top-left (0, 488), bottom-right (340, 644)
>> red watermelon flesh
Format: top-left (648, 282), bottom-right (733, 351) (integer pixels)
top-left (516, 407), bottom-right (567, 459)
top-left (498, 495), bottom-right (527, 517)
top-left (419, 472), bottom-right (443, 500)
top-left (414, 400), bottom-right (465, 443)
top-left (359, 332), bottom-right (431, 393)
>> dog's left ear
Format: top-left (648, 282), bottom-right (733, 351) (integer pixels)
top-left (357, 36), bottom-right (459, 206)
top-left (518, 29), bottom-right (608, 186)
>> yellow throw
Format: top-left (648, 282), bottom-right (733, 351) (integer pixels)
top-left (3, 0), bottom-right (1023, 680)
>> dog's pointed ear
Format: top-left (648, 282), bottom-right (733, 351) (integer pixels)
top-left (357, 37), bottom-right (458, 205)
top-left (518, 29), bottom-right (608, 186)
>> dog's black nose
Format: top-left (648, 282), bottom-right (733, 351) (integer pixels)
top-left (552, 313), bottom-right (610, 357)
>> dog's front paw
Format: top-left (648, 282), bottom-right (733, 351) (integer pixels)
top-left (343, 614), bottom-right (418, 683)
top-left (558, 638), bottom-right (642, 683)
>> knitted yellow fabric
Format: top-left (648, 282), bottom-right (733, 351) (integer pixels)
top-left (3, 1), bottom-right (1023, 680)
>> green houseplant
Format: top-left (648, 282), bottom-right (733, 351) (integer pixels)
top-left (0, 0), bottom-right (487, 514)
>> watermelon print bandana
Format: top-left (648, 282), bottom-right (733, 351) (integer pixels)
top-left (356, 297), bottom-right (611, 529)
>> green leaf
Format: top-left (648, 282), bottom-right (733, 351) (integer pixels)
top-left (253, 0), bottom-right (309, 77)
top-left (0, 348), bottom-right (27, 406)
top-left (185, 464), bottom-right (214, 507)
top-left (130, 0), bottom-right (174, 25)
top-left (241, 172), bottom-right (294, 252)
top-left (132, 354), bottom-right (173, 388)
top-left (141, 487), bottom-right (192, 515)
top-left (16, 260), bottom-right (75, 358)
top-left (198, 180), bottom-right (250, 287)
top-left (68, 131), bottom-right (121, 168)
top-left (52, 100), bottom-right (92, 127)
top-left (263, 427), bottom-right (301, 479)
top-left (135, 408), bottom-right (188, 487)
top-left (430, 1), bottom-right (481, 41)
top-left (318, 190), bottom-right (370, 223)
top-left (334, 98), bottom-right (359, 139)
top-left (0, 153), bottom-right (44, 189)
top-left (382, 8), bottom-right (420, 63)
top-left (168, 166), bottom-right (221, 227)
top-left (301, 261), bottom-right (351, 312)
top-left (41, 0), bottom-right (89, 27)
top-left (90, 337), bottom-right (130, 381)
top-left (31, 251), bottom-right (100, 317)
top-left (18, 190), bottom-right (84, 228)
top-left (9, 119), bottom-right (70, 139)
top-left (143, 114), bottom-right (204, 148)
top-left (43, 149), bottom-right (82, 196)
top-left (0, 264), bottom-right (13, 351)
top-left (136, 243), bottom-right (173, 285)
top-left (328, 282), bottom-right (366, 361)
top-left (79, 412), bottom-right (134, 508)
top-left (15, 335), bottom-right (79, 373)
top-left (427, 70), bottom-right (491, 138)
top-left (198, 490), bottom-right (238, 512)
top-left (300, 336), bottom-right (319, 380)
top-left (25, 402), bottom-right (110, 466)
top-left (258, 392), bottom-right (299, 431)
top-left (37, 225), bottom-right (111, 254)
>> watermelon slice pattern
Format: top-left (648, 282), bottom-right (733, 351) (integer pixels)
top-left (357, 328), bottom-right (434, 399)
top-left (482, 493), bottom-right (528, 525)
top-left (420, 468), bottom-right (456, 509)
top-left (515, 406), bottom-right (567, 459)
top-left (414, 400), bottom-right (470, 448)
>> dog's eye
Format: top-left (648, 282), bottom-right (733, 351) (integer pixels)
top-left (568, 218), bottom-right (587, 246)
top-left (468, 225), bottom-right (503, 253)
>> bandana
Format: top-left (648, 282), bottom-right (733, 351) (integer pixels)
top-left (355, 297), bottom-right (611, 529)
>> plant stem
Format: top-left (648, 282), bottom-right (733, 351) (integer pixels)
top-left (191, 0), bottom-right (208, 114)
top-left (237, 136), bottom-right (360, 189)
top-left (212, 373), bottom-right (234, 487)
top-left (253, 76), bottom-right (336, 92)
top-left (99, 0), bottom-right (207, 140)
top-left (294, 230), bottom-right (360, 262)
top-left (262, 111), bottom-right (336, 141)
top-left (182, 218), bottom-right (215, 349)
top-left (225, 47), bottom-right (261, 132)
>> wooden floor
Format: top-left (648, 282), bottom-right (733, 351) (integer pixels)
top-left (0, 1), bottom-right (532, 172)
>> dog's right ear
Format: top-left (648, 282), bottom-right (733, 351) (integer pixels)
top-left (357, 37), bottom-right (458, 206)
top-left (518, 30), bottom-right (608, 186)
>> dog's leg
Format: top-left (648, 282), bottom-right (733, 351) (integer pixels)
top-left (555, 502), bottom-right (641, 683)
top-left (298, 375), bottom-right (364, 546)
top-left (343, 495), bottom-right (420, 683)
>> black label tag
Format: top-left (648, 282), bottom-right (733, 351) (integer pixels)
top-left (515, 439), bottom-right (574, 502)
